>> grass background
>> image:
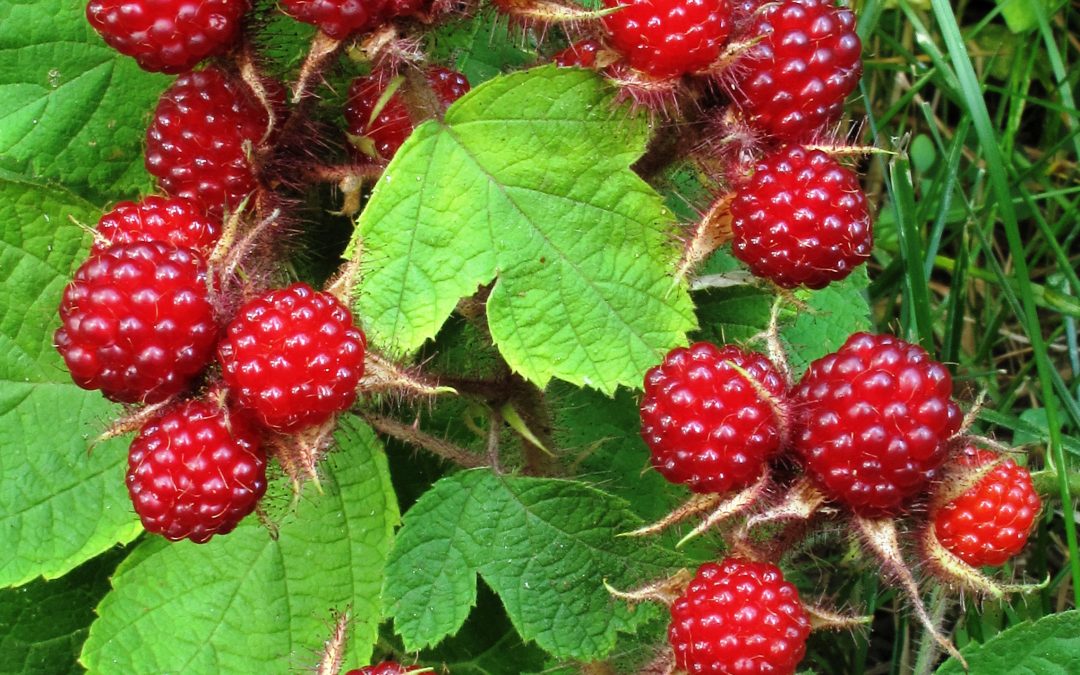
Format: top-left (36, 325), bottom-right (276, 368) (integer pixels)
top-left (844, 0), bottom-right (1080, 671)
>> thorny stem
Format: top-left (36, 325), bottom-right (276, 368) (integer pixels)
top-left (486, 407), bottom-right (503, 474)
top-left (911, 587), bottom-right (949, 675)
top-left (853, 516), bottom-right (967, 669)
top-left (315, 610), bottom-right (351, 675)
top-left (309, 163), bottom-right (387, 184)
top-left (360, 411), bottom-right (487, 468)
top-left (291, 31), bottom-right (343, 104)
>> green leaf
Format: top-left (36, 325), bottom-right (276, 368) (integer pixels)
top-left (549, 382), bottom-right (684, 522)
top-left (0, 548), bottom-right (124, 675)
top-left (0, 0), bottom-right (167, 200)
top-left (405, 582), bottom-right (548, 675)
top-left (426, 11), bottom-right (537, 85)
top-left (384, 470), bottom-right (675, 659)
top-left (937, 610), bottom-right (1080, 674)
top-left (782, 267), bottom-right (872, 376)
top-left (352, 67), bottom-right (696, 394)
top-left (692, 267), bottom-right (871, 377)
top-left (995, 0), bottom-right (1059, 33)
top-left (0, 173), bottom-right (142, 587)
top-left (80, 417), bottom-right (399, 673)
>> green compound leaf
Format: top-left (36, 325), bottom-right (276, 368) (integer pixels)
top-left (352, 66), bottom-right (696, 394)
top-left (937, 610), bottom-right (1080, 674)
top-left (0, 173), bottom-right (142, 588)
top-left (0, 548), bottom-right (124, 675)
top-left (80, 418), bottom-right (399, 673)
top-left (0, 0), bottom-right (167, 201)
top-left (384, 470), bottom-right (676, 659)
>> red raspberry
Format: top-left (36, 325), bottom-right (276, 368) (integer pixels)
top-left (383, 0), bottom-right (427, 18)
top-left (554, 39), bottom-right (601, 68)
top-left (145, 66), bottom-right (274, 216)
top-left (670, 558), bottom-right (810, 674)
top-left (279, 0), bottom-right (388, 40)
top-left (345, 663), bottom-right (420, 675)
top-left (730, 145), bottom-right (872, 289)
top-left (91, 196), bottom-right (221, 258)
top-left (933, 446), bottom-right (1041, 567)
top-left (126, 399), bottom-right (266, 543)
top-left (54, 241), bottom-right (217, 404)
top-left (85, 0), bottom-right (247, 74)
top-left (601, 0), bottom-right (731, 79)
top-left (793, 332), bottom-right (962, 516)
top-left (344, 67), bottom-right (470, 161)
top-left (217, 283), bottom-right (366, 431)
top-left (640, 342), bottom-right (788, 494)
top-left (731, 0), bottom-right (862, 141)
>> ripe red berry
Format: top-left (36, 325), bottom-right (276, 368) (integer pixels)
top-left (731, 0), bottom-right (862, 141)
top-left (793, 332), bottom-right (962, 516)
top-left (145, 66), bottom-right (274, 216)
top-left (670, 558), bottom-right (810, 674)
top-left (279, 0), bottom-right (388, 40)
top-left (601, 0), bottom-right (731, 79)
top-left (217, 283), bottom-right (366, 432)
top-left (345, 663), bottom-right (420, 675)
top-left (344, 67), bottom-right (470, 161)
top-left (54, 241), bottom-right (218, 404)
top-left (933, 446), bottom-right (1041, 567)
top-left (554, 39), bottom-right (601, 68)
top-left (640, 342), bottom-right (788, 494)
top-left (92, 196), bottom-right (221, 258)
top-left (126, 399), bottom-right (266, 543)
top-left (383, 0), bottom-right (427, 18)
top-left (730, 145), bottom-right (872, 289)
top-left (85, 0), bottom-right (247, 74)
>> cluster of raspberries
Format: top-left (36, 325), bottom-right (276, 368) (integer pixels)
top-left (75, 0), bottom-right (481, 546)
top-left (640, 334), bottom-right (1041, 673)
top-left (550, 0), bottom-right (873, 289)
top-left (55, 196), bottom-right (367, 543)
